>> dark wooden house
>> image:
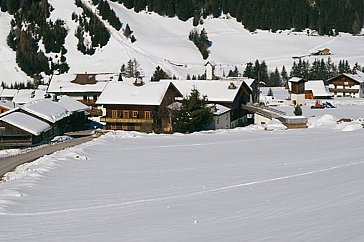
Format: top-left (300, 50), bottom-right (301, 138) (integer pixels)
top-left (97, 80), bottom-right (182, 132)
top-left (0, 112), bottom-right (52, 148)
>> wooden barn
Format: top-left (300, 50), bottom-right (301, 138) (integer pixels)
top-left (96, 79), bottom-right (182, 133)
top-left (0, 112), bottom-right (52, 148)
top-left (0, 97), bottom-right (90, 148)
top-left (327, 71), bottom-right (364, 98)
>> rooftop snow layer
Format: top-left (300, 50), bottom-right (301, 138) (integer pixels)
top-left (12, 89), bottom-right (46, 105)
top-left (48, 74), bottom-right (112, 93)
top-left (344, 71), bottom-right (364, 83)
top-left (56, 95), bottom-right (91, 113)
top-left (96, 80), bottom-right (175, 105)
top-left (21, 99), bottom-right (70, 123)
top-left (0, 112), bottom-right (51, 135)
top-left (305, 80), bottom-right (332, 97)
top-left (165, 79), bottom-right (246, 102)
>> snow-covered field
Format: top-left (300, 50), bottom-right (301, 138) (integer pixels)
top-left (1, 1), bottom-right (364, 84)
top-left (1, 107), bottom-right (364, 241)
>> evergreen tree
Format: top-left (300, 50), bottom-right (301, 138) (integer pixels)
top-left (243, 62), bottom-right (254, 78)
top-left (294, 104), bottom-right (302, 116)
top-left (267, 88), bottom-right (273, 97)
top-left (151, 66), bottom-right (170, 81)
top-left (281, 65), bottom-right (289, 85)
top-left (173, 88), bottom-right (213, 133)
top-left (124, 24), bottom-right (132, 38)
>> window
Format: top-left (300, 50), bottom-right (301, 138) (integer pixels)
top-left (83, 96), bottom-right (87, 101)
top-left (145, 111), bottom-right (151, 119)
top-left (111, 110), bottom-right (118, 118)
top-left (111, 124), bottom-right (117, 130)
top-left (123, 110), bottom-right (129, 119)
top-left (132, 111), bottom-right (139, 118)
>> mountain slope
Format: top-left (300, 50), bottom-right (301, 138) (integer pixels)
top-left (0, 0), bottom-right (364, 84)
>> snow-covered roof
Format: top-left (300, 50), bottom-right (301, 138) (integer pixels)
top-left (211, 104), bottom-right (231, 115)
top-left (289, 77), bottom-right (305, 83)
top-left (12, 89), bottom-right (46, 105)
top-left (48, 73), bottom-right (113, 93)
top-left (0, 89), bottom-right (18, 98)
top-left (343, 71), bottom-right (364, 84)
top-left (0, 112), bottom-right (51, 136)
top-left (21, 99), bottom-right (70, 123)
top-left (56, 95), bottom-right (91, 113)
top-left (96, 80), bottom-right (178, 106)
top-left (164, 79), bottom-right (249, 103)
top-left (305, 80), bottom-right (332, 97)
top-left (0, 100), bottom-right (14, 109)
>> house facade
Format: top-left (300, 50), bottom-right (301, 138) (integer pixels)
top-left (97, 80), bottom-right (182, 133)
top-left (327, 71), bottom-right (364, 98)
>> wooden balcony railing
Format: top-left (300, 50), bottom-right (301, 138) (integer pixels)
top-left (100, 117), bottom-right (153, 124)
top-left (329, 88), bottom-right (359, 93)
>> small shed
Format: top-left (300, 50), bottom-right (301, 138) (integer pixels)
top-left (305, 80), bottom-right (332, 99)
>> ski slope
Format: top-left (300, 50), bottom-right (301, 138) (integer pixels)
top-left (0, 1), bottom-right (364, 84)
top-left (1, 110), bottom-right (364, 240)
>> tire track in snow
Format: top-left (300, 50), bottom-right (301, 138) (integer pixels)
top-left (2, 160), bottom-right (363, 217)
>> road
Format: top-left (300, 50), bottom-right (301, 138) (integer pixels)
top-left (0, 136), bottom-right (95, 179)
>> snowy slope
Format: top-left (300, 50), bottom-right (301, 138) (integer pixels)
top-left (1, 121), bottom-right (364, 241)
top-left (0, 12), bottom-right (29, 84)
top-left (0, 1), bottom-right (364, 84)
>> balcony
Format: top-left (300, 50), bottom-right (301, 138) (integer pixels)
top-left (329, 88), bottom-right (359, 93)
top-left (100, 117), bottom-right (153, 124)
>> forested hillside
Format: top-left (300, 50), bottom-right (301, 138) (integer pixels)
top-left (114, 0), bottom-right (364, 35)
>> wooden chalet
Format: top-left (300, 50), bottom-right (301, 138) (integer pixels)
top-left (48, 73), bottom-right (117, 116)
top-left (96, 79), bottom-right (182, 133)
top-left (327, 71), bottom-right (364, 98)
top-left (164, 79), bottom-right (253, 128)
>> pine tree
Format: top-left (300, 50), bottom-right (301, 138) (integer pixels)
top-left (173, 88), bottom-right (213, 133)
top-left (124, 24), bottom-right (132, 38)
top-left (267, 88), bottom-right (274, 97)
top-left (281, 65), bottom-right (289, 85)
top-left (243, 62), bottom-right (254, 78)
top-left (151, 66), bottom-right (170, 82)
top-left (294, 104), bottom-right (302, 116)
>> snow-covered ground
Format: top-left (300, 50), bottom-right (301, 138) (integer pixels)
top-left (1, 2), bottom-right (364, 84)
top-left (1, 108), bottom-right (364, 240)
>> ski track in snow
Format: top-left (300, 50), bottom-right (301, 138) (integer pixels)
top-left (1, 160), bottom-right (363, 217)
